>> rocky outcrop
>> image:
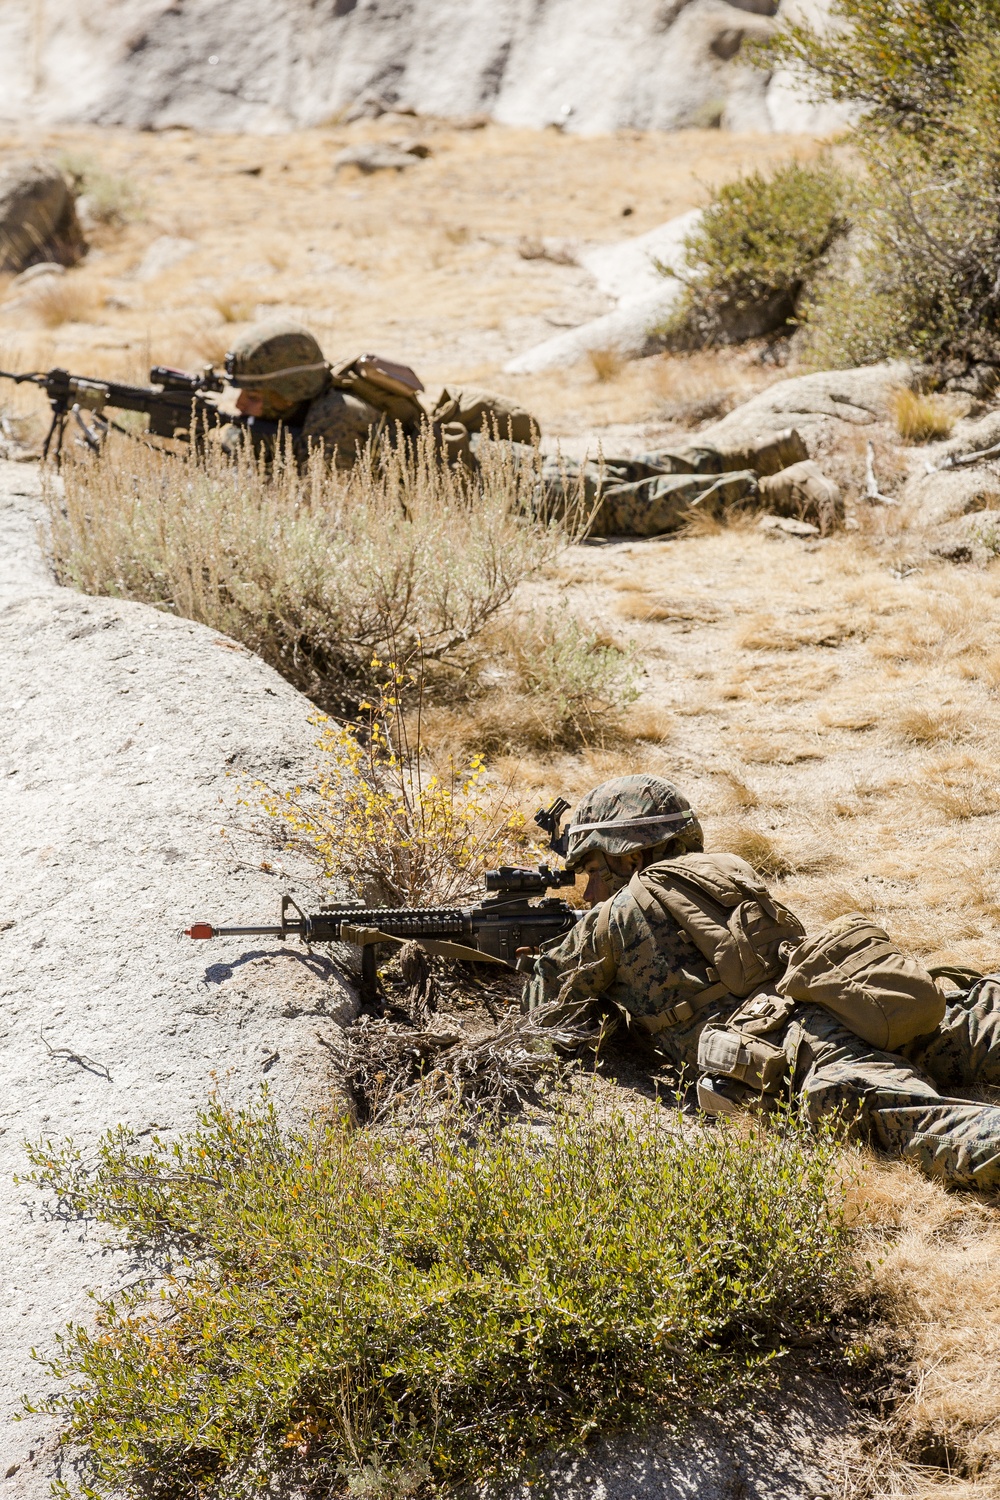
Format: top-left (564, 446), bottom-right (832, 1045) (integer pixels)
top-left (0, 159), bottom-right (85, 273)
top-left (0, 462), bottom-right (357, 1498)
top-left (505, 211), bottom-right (700, 375)
top-left (696, 363), bottom-right (914, 451)
top-left (0, 0), bottom-right (837, 134)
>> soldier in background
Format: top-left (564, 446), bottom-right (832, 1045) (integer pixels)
top-left (221, 318), bottom-right (536, 468)
top-left (525, 773), bottom-right (1000, 1193)
top-left (221, 319), bottom-right (836, 536)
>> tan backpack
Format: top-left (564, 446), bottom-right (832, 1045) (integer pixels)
top-left (629, 854), bottom-right (806, 999)
top-left (776, 913), bottom-right (946, 1049)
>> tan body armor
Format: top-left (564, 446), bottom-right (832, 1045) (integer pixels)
top-left (596, 854), bottom-right (947, 1114)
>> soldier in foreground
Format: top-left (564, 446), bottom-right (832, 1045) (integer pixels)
top-left (525, 773), bottom-right (1000, 1192)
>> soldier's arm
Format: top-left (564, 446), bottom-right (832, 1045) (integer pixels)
top-left (523, 895), bottom-right (625, 1022)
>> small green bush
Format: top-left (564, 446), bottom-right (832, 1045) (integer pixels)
top-left (23, 1098), bottom-right (851, 1498)
top-left (56, 152), bottom-right (143, 228)
top-left (663, 160), bottom-right (847, 349)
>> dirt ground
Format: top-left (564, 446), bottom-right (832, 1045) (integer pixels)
top-left (0, 119), bottom-right (821, 437)
top-left (3, 120), bottom-right (1000, 1496)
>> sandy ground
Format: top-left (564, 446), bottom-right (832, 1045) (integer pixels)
top-left (0, 121), bottom-right (823, 440)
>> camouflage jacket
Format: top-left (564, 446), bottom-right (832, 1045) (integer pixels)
top-left (524, 886), bottom-right (743, 1071)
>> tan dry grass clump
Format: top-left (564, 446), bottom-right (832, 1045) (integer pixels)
top-left (46, 431), bottom-right (578, 712)
top-left (29, 277), bottom-right (100, 329)
top-left (211, 285), bottom-right (257, 324)
top-left (891, 387), bottom-right (958, 443)
top-left (849, 1161), bottom-right (1000, 1495)
top-left (587, 346), bottom-right (625, 383)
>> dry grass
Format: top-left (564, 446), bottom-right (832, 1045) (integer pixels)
top-left (211, 286), bottom-right (257, 324)
top-left (46, 432), bottom-right (577, 713)
top-left (587, 346), bottom-right (625, 383)
top-left (893, 705), bottom-right (971, 746)
top-left (735, 609), bottom-right (860, 651)
top-left (891, 387), bottom-right (959, 443)
top-left (28, 277), bottom-right (100, 329)
top-left (847, 1161), bottom-right (1000, 1496)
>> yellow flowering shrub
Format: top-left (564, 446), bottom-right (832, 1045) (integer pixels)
top-left (249, 662), bottom-right (542, 905)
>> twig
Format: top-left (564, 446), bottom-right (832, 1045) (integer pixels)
top-left (929, 436), bottom-right (1000, 472)
top-left (41, 1028), bottom-right (112, 1081)
top-left (863, 441), bottom-right (898, 505)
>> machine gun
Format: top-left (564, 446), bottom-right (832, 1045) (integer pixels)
top-left (186, 861), bottom-right (582, 1004)
top-left (0, 363), bottom-right (261, 461)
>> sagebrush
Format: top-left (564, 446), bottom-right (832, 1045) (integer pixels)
top-left (663, 160), bottom-right (846, 349)
top-left (46, 431), bottom-right (580, 712)
top-left (23, 1098), bottom-right (851, 1498)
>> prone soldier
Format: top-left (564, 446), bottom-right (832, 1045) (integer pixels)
top-left (525, 773), bottom-right (1000, 1192)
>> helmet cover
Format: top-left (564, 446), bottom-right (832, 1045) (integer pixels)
top-left (225, 319), bottom-right (329, 410)
top-left (564, 774), bottom-right (703, 871)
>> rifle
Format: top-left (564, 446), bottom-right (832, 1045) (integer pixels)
top-left (186, 863), bottom-right (582, 1005)
top-left (0, 363), bottom-right (274, 461)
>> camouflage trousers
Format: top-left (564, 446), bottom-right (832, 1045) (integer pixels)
top-left (539, 453), bottom-right (758, 537)
top-left (791, 976), bottom-right (1000, 1190)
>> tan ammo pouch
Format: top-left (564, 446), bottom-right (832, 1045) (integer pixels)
top-left (629, 855), bottom-right (805, 1000)
top-left (696, 989), bottom-right (797, 1095)
top-left (776, 913), bottom-right (947, 1049)
top-left (697, 1027), bottom-right (788, 1093)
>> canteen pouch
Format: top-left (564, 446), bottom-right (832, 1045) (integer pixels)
top-left (776, 913), bottom-right (946, 1049)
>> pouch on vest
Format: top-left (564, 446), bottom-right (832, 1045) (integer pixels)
top-left (329, 356), bottom-right (425, 427)
top-left (697, 1024), bottom-right (788, 1094)
top-left (776, 913), bottom-right (946, 1049)
top-left (630, 854), bottom-right (805, 999)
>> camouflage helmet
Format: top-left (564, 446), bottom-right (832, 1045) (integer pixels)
top-left (564, 774), bottom-right (703, 871)
top-left (224, 319), bottom-right (329, 409)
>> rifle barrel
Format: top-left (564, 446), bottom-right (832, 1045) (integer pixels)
top-left (187, 923), bottom-right (303, 939)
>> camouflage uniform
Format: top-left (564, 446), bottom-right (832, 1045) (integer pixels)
top-left (540, 454), bottom-right (758, 537)
top-left (527, 775), bottom-right (1000, 1192)
top-left (222, 319), bottom-right (537, 469)
top-left (540, 429), bottom-right (812, 538)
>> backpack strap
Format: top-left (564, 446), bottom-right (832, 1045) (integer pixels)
top-left (626, 871), bottom-right (730, 1030)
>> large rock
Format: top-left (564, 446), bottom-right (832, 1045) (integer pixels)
top-left (696, 363), bottom-right (913, 452)
top-left (0, 158), bottom-right (85, 273)
top-left (929, 508), bottom-right (1000, 565)
top-left (0, 0), bottom-right (841, 135)
top-left (505, 210), bottom-right (700, 375)
top-left (0, 462), bottom-right (357, 1498)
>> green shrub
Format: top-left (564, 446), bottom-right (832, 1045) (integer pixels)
top-left (764, 0), bottom-right (1000, 134)
top-left (765, 6), bottom-right (1000, 372)
top-left (23, 1098), bottom-right (851, 1498)
top-left (663, 160), bottom-right (847, 349)
top-left (801, 41), bottom-right (1000, 371)
top-left (464, 606), bottom-right (642, 753)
